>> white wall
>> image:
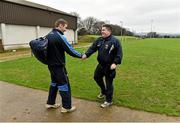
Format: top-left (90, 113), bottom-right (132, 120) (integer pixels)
top-left (0, 24), bottom-right (2, 39)
top-left (64, 29), bottom-right (74, 43)
top-left (38, 27), bottom-right (52, 37)
top-left (5, 25), bottom-right (36, 45)
top-left (1, 24), bottom-right (76, 50)
top-left (38, 27), bottom-right (74, 43)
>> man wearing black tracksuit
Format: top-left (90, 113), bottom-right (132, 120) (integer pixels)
top-left (82, 24), bottom-right (123, 108)
top-left (45, 19), bottom-right (82, 113)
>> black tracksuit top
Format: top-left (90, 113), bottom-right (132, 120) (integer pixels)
top-left (85, 35), bottom-right (123, 65)
top-left (47, 29), bottom-right (82, 66)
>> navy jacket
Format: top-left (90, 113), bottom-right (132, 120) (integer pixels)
top-left (47, 29), bottom-right (82, 66)
top-left (85, 35), bottom-right (123, 65)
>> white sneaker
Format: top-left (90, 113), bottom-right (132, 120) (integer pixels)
top-left (61, 106), bottom-right (76, 113)
top-left (97, 93), bottom-right (105, 99)
top-left (45, 103), bottom-right (60, 109)
top-left (100, 101), bottom-right (113, 108)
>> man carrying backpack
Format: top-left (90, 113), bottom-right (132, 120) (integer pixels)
top-left (45, 18), bottom-right (82, 113)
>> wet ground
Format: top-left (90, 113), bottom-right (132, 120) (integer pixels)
top-left (0, 81), bottom-right (180, 122)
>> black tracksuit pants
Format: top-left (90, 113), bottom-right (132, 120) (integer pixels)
top-left (47, 65), bottom-right (71, 109)
top-left (94, 64), bottom-right (116, 103)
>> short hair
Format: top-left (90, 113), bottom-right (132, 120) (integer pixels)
top-left (55, 18), bottom-right (68, 27)
top-left (102, 24), bottom-right (112, 32)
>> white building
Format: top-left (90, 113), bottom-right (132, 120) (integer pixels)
top-left (0, 0), bottom-right (78, 51)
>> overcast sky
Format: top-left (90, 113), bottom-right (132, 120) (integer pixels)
top-left (28, 0), bottom-right (180, 34)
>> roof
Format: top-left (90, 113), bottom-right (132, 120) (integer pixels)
top-left (4, 0), bottom-right (76, 17)
top-left (0, 0), bottom-right (77, 29)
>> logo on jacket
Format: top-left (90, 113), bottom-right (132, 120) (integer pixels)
top-left (105, 44), bottom-right (109, 49)
top-left (109, 44), bottom-right (114, 54)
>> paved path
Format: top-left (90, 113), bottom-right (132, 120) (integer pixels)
top-left (0, 81), bottom-right (179, 122)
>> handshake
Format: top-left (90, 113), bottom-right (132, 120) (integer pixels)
top-left (81, 54), bottom-right (87, 60)
top-left (80, 53), bottom-right (117, 70)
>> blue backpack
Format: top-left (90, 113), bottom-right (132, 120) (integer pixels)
top-left (29, 37), bottom-right (48, 65)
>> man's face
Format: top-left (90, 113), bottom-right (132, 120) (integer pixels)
top-left (58, 24), bottom-right (67, 32)
top-left (101, 27), bottom-right (111, 38)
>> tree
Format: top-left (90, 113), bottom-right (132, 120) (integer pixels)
top-left (147, 32), bottom-right (159, 38)
top-left (92, 21), bottom-right (105, 34)
top-left (83, 16), bottom-right (98, 34)
top-left (110, 24), bottom-right (127, 36)
top-left (125, 30), bottom-right (134, 36)
top-left (70, 12), bottom-right (83, 29)
top-left (70, 12), bottom-right (135, 36)
top-left (78, 28), bottom-right (88, 35)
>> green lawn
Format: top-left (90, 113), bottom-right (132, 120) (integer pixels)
top-left (0, 38), bottom-right (180, 116)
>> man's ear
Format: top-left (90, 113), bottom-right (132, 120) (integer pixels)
top-left (59, 24), bottom-right (62, 28)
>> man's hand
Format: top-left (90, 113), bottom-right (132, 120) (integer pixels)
top-left (110, 63), bottom-right (117, 70)
top-left (81, 54), bottom-right (87, 60)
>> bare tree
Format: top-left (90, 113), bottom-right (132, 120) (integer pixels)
top-left (92, 21), bottom-right (105, 34)
top-left (70, 12), bottom-right (84, 29)
top-left (83, 16), bottom-right (98, 34)
top-left (70, 12), bottom-right (134, 36)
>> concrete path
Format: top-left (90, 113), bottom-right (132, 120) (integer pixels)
top-left (0, 81), bottom-right (179, 122)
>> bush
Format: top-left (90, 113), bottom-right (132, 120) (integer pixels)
top-left (78, 35), bottom-right (99, 43)
top-left (78, 28), bottom-right (89, 35)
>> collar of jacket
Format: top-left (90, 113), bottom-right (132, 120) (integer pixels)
top-left (103, 34), bottom-right (112, 41)
top-left (53, 28), bottom-right (64, 35)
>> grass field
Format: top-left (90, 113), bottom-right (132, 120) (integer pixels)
top-left (0, 37), bottom-right (180, 116)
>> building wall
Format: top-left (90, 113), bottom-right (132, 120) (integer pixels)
top-left (5, 24), bottom-right (36, 45)
top-left (0, 1), bottom-right (77, 30)
top-left (64, 30), bottom-right (75, 43)
top-left (38, 27), bottom-right (52, 37)
top-left (0, 25), bottom-right (3, 52)
top-left (0, 1), bottom-right (78, 51)
top-left (2, 24), bottom-right (75, 50)
top-left (0, 24), bottom-right (2, 39)
top-left (0, 24), bottom-right (1, 39)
